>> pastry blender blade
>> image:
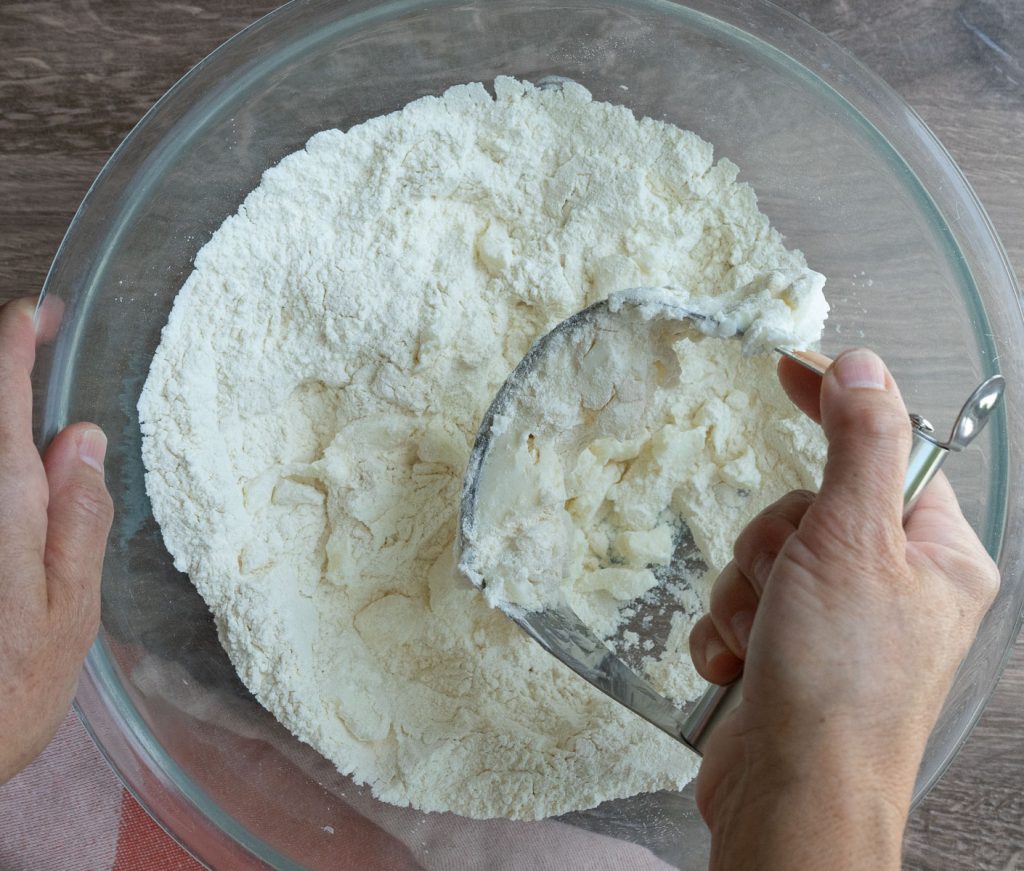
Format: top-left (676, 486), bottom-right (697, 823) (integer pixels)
top-left (457, 290), bottom-right (1004, 755)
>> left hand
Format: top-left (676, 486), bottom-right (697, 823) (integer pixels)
top-left (0, 296), bottom-right (114, 783)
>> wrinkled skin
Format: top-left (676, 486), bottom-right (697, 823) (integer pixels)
top-left (690, 349), bottom-right (999, 870)
top-left (0, 297), bottom-right (113, 783)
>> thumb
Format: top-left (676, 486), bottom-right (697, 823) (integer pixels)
top-left (809, 349), bottom-right (911, 549)
top-left (42, 423), bottom-right (114, 647)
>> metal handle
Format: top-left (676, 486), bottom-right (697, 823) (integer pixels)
top-left (680, 372), bottom-right (1004, 755)
top-left (682, 676), bottom-right (744, 754)
top-left (903, 428), bottom-right (948, 514)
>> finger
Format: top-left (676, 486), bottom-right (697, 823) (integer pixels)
top-left (33, 295), bottom-right (65, 344)
top-left (708, 561), bottom-right (760, 658)
top-left (733, 489), bottom-right (815, 594)
top-left (0, 299), bottom-right (51, 583)
top-left (807, 349), bottom-right (912, 548)
top-left (42, 423), bottom-right (113, 648)
top-left (689, 613), bottom-right (743, 685)
top-left (0, 298), bottom-right (42, 465)
top-left (777, 352), bottom-right (830, 424)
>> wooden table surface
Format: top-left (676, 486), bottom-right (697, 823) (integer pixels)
top-left (1, 1), bottom-right (1021, 868)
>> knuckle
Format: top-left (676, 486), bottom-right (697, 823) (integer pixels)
top-left (835, 397), bottom-right (909, 446)
top-left (785, 488), bottom-right (817, 511)
top-left (789, 520), bottom-right (905, 587)
top-left (734, 491), bottom-right (814, 562)
top-left (758, 488), bottom-right (815, 524)
top-left (858, 402), bottom-right (902, 440)
top-left (781, 530), bottom-right (827, 578)
top-left (734, 490), bottom-right (818, 589)
top-left (807, 493), bottom-right (905, 559)
top-left (738, 514), bottom-right (797, 557)
top-left (709, 562), bottom-right (753, 612)
top-left (66, 480), bottom-right (115, 527)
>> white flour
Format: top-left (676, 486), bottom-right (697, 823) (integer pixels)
top-left (139, 77), bottom-right (827, 820)
top-left (462, 290), bottom-right (825, 700)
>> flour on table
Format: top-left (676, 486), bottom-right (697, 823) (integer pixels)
top-left (139, 77), bottom-right (827, 820)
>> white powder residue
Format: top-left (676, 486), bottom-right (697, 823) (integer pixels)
top-left (139, 77), bottom-right (826, 820)
top-left (462, 294), bottom-right (825, 701)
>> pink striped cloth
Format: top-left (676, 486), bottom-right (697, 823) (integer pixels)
top-left (0, 708), bottom-right (681, 870)
top-left (0, 711), bottom-right (202, 870)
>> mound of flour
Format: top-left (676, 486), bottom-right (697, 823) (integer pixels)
top-left (463, 296), bottom-right (815, 619)
top-left (139, 77), bottom-right (826, 820)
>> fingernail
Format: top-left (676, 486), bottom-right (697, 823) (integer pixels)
top-left (832, 349), bottom-right (887, 390)
top-left (752, 552), bottom-right (774, 591)
top-left (731, 610), bottom-right (754, 654)
top-left (14, 298), bottom-right (39, 332)
top-left (704, 634), bottom-right (728, 667)
top-left (79, 428), bottom-right (107, 473)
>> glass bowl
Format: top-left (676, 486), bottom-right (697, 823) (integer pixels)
top-left (34, 0), bottom-right (1023, 868)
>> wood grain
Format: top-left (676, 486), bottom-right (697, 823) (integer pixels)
top-left (775, 7), bottom-right (1024, 869)
top-left (1, 1), bottom-right (1021, 868)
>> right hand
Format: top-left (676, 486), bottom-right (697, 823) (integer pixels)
top-left (688, 349), bottom-right (1000, 870)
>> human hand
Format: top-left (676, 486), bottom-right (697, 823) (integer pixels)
top-left (688, 349), bottom-right (999, 870)
top-left (0, 297), bottom-right (113, 783)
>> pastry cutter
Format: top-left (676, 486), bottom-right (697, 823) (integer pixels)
top-left (456, 289), bottom-right (1005, 755)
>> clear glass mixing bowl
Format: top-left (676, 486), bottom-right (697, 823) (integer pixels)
top-left (33, 0), bottom-right (1023, 868)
